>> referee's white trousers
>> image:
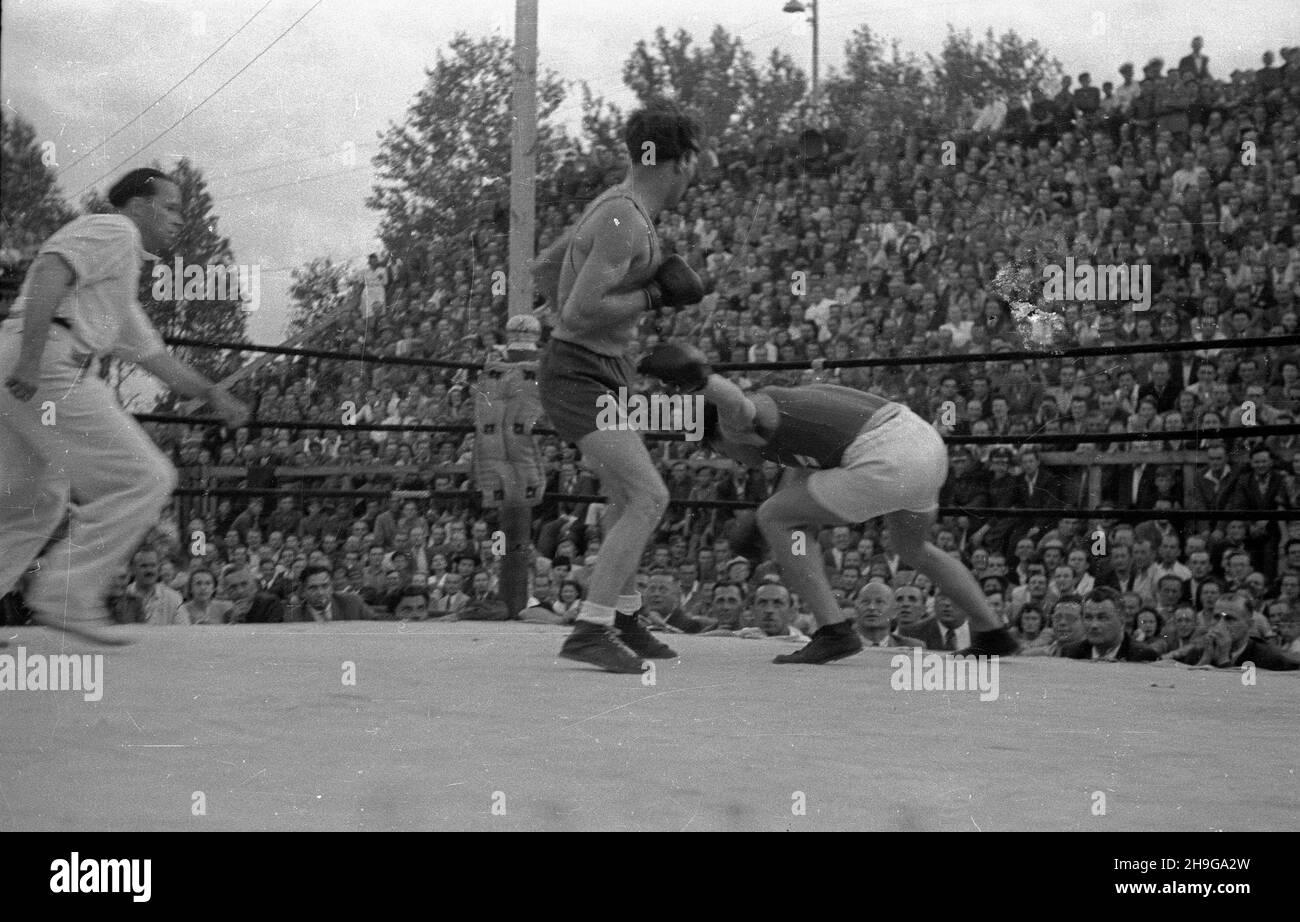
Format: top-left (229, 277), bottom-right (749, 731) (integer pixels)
top-left (0, 322), bottom-right (177, 621)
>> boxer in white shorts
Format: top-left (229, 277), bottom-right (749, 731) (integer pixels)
top-left (638, 343), bottom-right (1018, 664)
top-left (1, 168), bottom-right (248, 645)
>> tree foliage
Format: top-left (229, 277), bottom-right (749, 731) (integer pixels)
top-left (621, 25), bottom-right (808, 146)
top-left (928, 26), bottom-right (1061, 119)
top-left (140, 158), bottom-right (249, 393)
top-left (578, 81), bottom-right (625, 155)
top-left (0, 111), bottom-right (77, 254)
top-left (368, 33), bottom-right (570, 262)
top-left (286, 256), bottom-right (355, 335)
top-left (822, 26), bottom-right (931, 136)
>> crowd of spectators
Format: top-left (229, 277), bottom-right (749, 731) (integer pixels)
top-left (4, 38), bottom-right (1300, 667)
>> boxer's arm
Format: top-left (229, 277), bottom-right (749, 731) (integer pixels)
top-left (138, 352), bottom-right (250, 427)
top-left (7, 254), bottom-right (73, 386)
top-left (561, 202), bottom-right (654, 333)
top-left (530, 229), bottom-right (572, 307)
top-left (702, 373), bottom-right (767, 440)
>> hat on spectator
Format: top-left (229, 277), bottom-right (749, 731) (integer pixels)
top-left (989, 447), bottom-right (1014, 462)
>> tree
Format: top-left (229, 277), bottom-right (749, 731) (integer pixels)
top-left (0, 111), bottom-right (78, 317)
top-left (142, 158), bottom-right (249, 404)
top-left (741, 47), bottom-right (809, 141)
top-left (578, 82), bottom-right (625, 156)
top-left (621, 25), bottom-right (808, 146)
top-left (0, 111), bottom-right (78, 254)
top-left (286, 256), bottom-right (355, 335)
top-left (928, 27), bottom-right (1061, 124)
top-left (368, 33), bottom-right (569, 265)
top-left (822, 26), bottom-right (932, 137)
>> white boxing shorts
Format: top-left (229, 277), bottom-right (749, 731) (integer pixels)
top-left (805, 403), bottom-right (949, 523)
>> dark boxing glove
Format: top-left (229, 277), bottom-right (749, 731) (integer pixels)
top-left (645, 254), bottom-right (705, 309)
top-left (636, 342), bottom-right (712, 392)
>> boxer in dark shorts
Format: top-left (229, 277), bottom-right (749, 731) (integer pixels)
top-left (638, 343), bottom-right (1020, 664)
top-left (529, 100), bottom-right (706, 673)
top-left (537, 304), bottom-right (638, 442)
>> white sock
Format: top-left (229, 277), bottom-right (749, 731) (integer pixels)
top-left (616, 593), bottom-right (642, 615)
top-left (576, 601), bottom-right (617, 626)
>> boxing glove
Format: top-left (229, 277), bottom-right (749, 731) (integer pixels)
top-left (636, 342), bottom-right (712, 391)
top-left (645, 255), bottom-right (705, 308)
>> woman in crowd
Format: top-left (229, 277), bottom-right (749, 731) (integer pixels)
top-left (555, 579), bottom-right (585, 623)
top-left (1014, 605), bottom-right (1054, 652)
top-left (1132, 608), bottom-right (1164, 646)
top-left (427, 553), bottom-right (450, 590)
top-left (182, 568), bottom-right (234, 626)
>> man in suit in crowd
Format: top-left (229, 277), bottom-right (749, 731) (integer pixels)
top-left (1137, 360), bottom-right (1180, 414)
top-left (1107, 445), bottom-right (1162, 509)
top-left (1237, 447), bottom-right (1291, 575)
top-left (221, 564), bottom-right (286, 623)
top-left (900, 593), bottom-right (970, 651)
top-left (537, 502), bottom-right (587, 561)
top-left (1178, 36), bottom-right (1210, 79)
top-left (821, 525), bottom-right (856, 573)
top-left (853, 581), bottom-right (924, 648)
top-left (1016, 447), bottom-right (1068, 546)
top-left (1061, 587), bottom-right (1160, 661)
top-left (1189, 442), bottom-right (1242, 530)
top-left (972, 448), bottom-right (1026, 556)
top-left (642, 569), bottom-right (715, 633)
top-left (288, 564), bottom-right (375, 622)
top-left (1169, 592), bottom-right (1298, 670)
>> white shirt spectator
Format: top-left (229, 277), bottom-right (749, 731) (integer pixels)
top-left (1172, 164), bottom-right (1209, 200)
top-left (363, 262), bottom-right (389, 317)
top-left (1113, 82), bottom-right (1141, 112)
top-left (971, 98), bottom-right (1007, 133)
top-left (748, 341), bottom-right (778, 364)
top-left (940, 318), bottom-right (975, 349)
top-left (128, 581), bottom-right (186, 625)
top-left (181, 598), bottom-right (233, 625)
top-left (804, 297), bottom-right (837, 327)
top-left (1153, 560), bottom-right (1192, 583)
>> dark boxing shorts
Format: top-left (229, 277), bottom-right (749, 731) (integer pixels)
top-left (538, 337), bottom-right (636, 444)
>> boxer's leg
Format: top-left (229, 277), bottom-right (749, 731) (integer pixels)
top-left (541, 342), bottom-right (668, 669)
top-left (0, 330), bottom-right (70, 598)
top-left (22, 367), bottom-right (176, 636)
top-left (570, 428), bottom-right (675, 660)
top-left (755, 475), bottom-right (849, 630)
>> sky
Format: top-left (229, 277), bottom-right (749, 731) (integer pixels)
top-left (4, 0), bottom-right (1297, 346)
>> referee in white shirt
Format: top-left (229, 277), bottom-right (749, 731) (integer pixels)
top-left (0, 168), bottom-right (248, 644)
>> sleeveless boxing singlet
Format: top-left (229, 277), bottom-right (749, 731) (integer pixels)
top-left (551, 188), bottom-right (658, 357)
top-left (755, 384), bottom-right (896, 469)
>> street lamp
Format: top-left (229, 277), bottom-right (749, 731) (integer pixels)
top-left (783, 0), bottom-right (819, 116)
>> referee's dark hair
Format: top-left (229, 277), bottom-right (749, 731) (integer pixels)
top-left (108, 168), bottom-right (171, 208)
